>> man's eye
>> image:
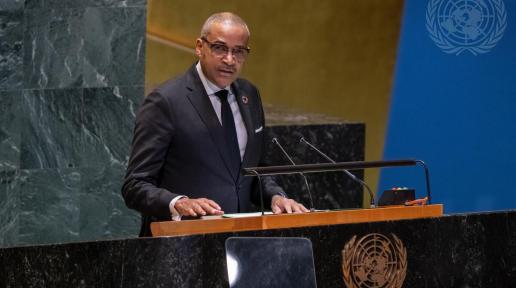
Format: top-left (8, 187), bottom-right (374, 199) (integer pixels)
top-left (233, 49), bottom-right (245, 56)
top-left (212, 44), bottom-right (228, 52)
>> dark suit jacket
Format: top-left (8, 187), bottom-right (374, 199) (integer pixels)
top-left (122, 64), bottom-right (284, 236)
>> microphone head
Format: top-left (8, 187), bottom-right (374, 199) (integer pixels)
top-left (299, 137), bottom-right (306, 144)
top-left (272, 137), bottom-right (279, 144)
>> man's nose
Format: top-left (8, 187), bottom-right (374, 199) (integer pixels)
top-left (222, 51), bottom-right (236, 64)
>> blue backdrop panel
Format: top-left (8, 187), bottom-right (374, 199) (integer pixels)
top-left (381, 0), bottom-right (516, 213)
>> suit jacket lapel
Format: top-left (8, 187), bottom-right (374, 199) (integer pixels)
top-left (185, 66), bottom-right (237, 180)
top-left (232, 81), bottom-right (255, 167)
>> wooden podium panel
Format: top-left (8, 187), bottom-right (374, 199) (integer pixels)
top-left (151, 204), bottom-right (443, 237)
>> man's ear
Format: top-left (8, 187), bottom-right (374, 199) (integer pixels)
top-left (195, 38), bottom-right (203, 57)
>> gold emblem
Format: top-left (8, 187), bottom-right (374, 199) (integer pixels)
top-left (342, 233), bottom-right (407, 288)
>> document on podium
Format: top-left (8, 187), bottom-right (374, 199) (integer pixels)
top-left (223, 212), bottom-right (273, 218)
top-left (200, 212), bottom-right (273, 220)
top-left (201, 210), bottom-right (331, 220)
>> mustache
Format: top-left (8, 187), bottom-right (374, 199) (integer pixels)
top-left (218, 65), bottom-right (236, 72)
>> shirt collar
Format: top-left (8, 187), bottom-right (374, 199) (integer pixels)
top-left (196, 62), bottom-right (231, 96)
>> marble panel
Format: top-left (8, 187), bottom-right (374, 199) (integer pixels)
top-left (86, 0), bottom-right (147, 7)
top-left (24, 0), bottom-right (80, 9)
top-left (82, 86), bottom-right (144, 168)
top-left (23, 8), bottom-right (84, 89)
top-left (79, 165), bottom-right (140, 241)
top-left (0, 90), bottom-right (21, 170)
top-left (0, 0), bottom-right (24, 11)
top-left (82, 7), bottom-right (146, 87)
top-left (264, 124), bottom-right (365, 209)
top-left (0, 10), bottom-right (23, 90)
top-left (20, 88), bottom-right (83, 169)
top-left (0, 240), bottom-right (130, 286)
top-left (18, 168), bottom-right (81, 246)
top-left (0, 236), bottom-right (205, 287)
top-left (0, 170), bottom-right (20, 247)
top-left (120, 236), bottom-right (206, 287)
top-left (24, 0), bottom-right (146, 9)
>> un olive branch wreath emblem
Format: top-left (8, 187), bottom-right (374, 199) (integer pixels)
top-left (426, 0), bottom-right (507, 55)
top-left (342, 234), bottom-right (407, 288)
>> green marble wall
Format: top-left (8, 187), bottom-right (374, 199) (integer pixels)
top-left (0, 0), bottom-right (146, 247)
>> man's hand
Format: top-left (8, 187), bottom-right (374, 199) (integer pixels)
top-left (271, 195), bottom-right (310, 214)
top-left (175, 198), bottom-right (224, 217)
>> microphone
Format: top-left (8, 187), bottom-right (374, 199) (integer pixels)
top-left (299, 137), bottom-right (376, 208)
top-left (271, 138), bottom-right (315, 212)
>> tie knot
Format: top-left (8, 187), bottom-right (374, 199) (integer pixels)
top-left (215, 89), bottom-right (229, 102)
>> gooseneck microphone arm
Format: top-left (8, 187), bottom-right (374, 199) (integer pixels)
top-left (272, 138), bottom-right (315, 212)
top-left (300, 137), bottom-right (376, 208)
top-left (415, 160), bottom-right (432, 204)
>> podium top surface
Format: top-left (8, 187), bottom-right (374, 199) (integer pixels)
top-left (151, 204), bottom-right (443, 237)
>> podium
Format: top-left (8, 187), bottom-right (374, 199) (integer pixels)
top-left (3, 205), bottom-right (516, 287)
top-left (151, 205), bottom-right (444, 237)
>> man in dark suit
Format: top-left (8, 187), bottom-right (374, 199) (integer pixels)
top-left (122, 12), bottom-right (308, 236)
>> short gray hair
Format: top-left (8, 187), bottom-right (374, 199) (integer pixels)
top-left (200, 12), bottom-right (250, 39)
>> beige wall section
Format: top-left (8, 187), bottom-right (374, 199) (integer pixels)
top-left (145, 0), bottom-right (404, 205)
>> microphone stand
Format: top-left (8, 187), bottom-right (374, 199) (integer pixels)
top-left (300, 137), bottom-right (376, 208)
top-left (272, 138), bottom-right (315, 212)
top-left (246, 169), bottom-right (265, 215)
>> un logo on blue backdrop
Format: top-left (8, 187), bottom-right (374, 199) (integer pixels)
top-left (426, 0), bottom-right (507, 55)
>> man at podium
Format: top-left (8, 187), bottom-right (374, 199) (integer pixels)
top-left (122, 12), bottom-right (308, 236)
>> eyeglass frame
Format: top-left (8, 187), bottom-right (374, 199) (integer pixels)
top-left (200, 37), bottom-right (251, 62)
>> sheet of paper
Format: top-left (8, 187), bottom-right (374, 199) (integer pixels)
top-left (201, 210), bottom-right (332, 220)
top-left (222, 211), bottom-right (273, 218)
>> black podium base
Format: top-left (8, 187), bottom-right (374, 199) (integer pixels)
top-left (1, 209), bottom-right (516, 287)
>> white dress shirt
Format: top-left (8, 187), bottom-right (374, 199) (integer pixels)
top-left (196, 62), bottom-right (248, 159)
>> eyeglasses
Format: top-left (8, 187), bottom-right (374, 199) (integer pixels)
top-left (201, 37), bottom-right (250, 62)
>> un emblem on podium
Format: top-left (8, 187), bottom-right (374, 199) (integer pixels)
top-left (342, 233), bottom-right (407, 288)
top-left (426, 0), bottom-right (507, 55)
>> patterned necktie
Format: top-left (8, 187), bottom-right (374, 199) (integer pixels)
top-left (215, 90), bottom-right (241, 173)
